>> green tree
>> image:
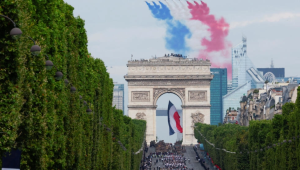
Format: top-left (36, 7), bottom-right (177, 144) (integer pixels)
top-left (0, 1), bottom-right (146, 169)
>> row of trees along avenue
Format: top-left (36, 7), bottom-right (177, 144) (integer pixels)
top-left (0, 0), bottom-right (146, 169)
top-left (194, 87), bottom-right (300, 170)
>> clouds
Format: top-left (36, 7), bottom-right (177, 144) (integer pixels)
top-left (230, 12), bottom-right (300, 29)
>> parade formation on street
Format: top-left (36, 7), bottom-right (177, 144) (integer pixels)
top-left (141, 140), bottom-right (210, 170)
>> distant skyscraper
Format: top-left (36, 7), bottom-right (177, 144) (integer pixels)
top-left (223, 37), bottom-right (265, 121)
top-left (257, 68), bottom-right (285, 78)
top-left (227, 80), bottom-right (233, 93)
top-left (112, 83), bottom-right (124, 113)
top-left (231, 37), bottom-right (264, 90)
top-left (210, 68), bottom-right (227, 125)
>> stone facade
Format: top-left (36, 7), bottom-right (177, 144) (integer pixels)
top-left (125, 56), bottom-right (213, 145)
top-left (131, 91), bottom-right (150, 102)
top-left (231, 83), bottom-right (299, 126)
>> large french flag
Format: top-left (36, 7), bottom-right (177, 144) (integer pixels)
top-left (167, 101), bottom-right (183, 135)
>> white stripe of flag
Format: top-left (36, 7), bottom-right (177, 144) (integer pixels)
top-left (167, 101), bottom-right (183, 136)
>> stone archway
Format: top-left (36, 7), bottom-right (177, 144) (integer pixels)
top-left (125, 56), bottom-right (213, 145)
top-left (153, 88), bottom-right (185, 105)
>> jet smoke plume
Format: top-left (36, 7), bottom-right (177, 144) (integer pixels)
top-left (146, 1), bottom-right (191, 55)
top-left (187, 1), bottom-right (232, 79)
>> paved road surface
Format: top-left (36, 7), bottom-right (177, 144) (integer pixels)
top-left (194, 149), bottom-right (215, 170)
top-left (145, 146), bottom-right (205, 170)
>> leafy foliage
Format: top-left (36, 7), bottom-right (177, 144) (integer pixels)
top-left (0, 0), bottom-right (146, 169)
top-left (195, 86), bottom-right (300, 170)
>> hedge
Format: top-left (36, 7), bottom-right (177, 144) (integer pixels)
top-left (0, 0), bottom-right (146, 169)
top-left (195, 86), bottom-right (300, 170)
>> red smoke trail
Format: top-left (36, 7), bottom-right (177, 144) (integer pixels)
top-left (187, 1), bottom-right (232, 79)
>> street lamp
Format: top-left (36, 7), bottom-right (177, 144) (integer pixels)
top-left (27, 36), bottom-right (41, 56)
top-left (64, 79), bottom-right (69, 86)
top-left (45, 60), bottom-right (53, 70)
top-left (10, 28), bottom-right (22, 39)
top-left (70, 86), bottom-right (76, 93)
top-left (55, 71), bottom-right (63, 81)
top-left (86, 108), bottom-right (92, 114)
top-left (30, 45), bottom-right (41, 55)
top-left (45, 55), bottom-right (53, 70)
top-left (0, 14), bottom-right (22, 39)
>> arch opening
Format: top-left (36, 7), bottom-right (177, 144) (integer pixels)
top-left (156, 93), bottom-right (183, 144)
top-left (153, 90), bottom-right (185, 106)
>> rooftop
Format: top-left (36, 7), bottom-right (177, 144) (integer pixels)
top-left (127, 55), bottom-right (211, 66)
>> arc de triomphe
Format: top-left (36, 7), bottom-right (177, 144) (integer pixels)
top-left (124, 56), bottom-right (213, 145)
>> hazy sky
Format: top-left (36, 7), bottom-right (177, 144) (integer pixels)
top-left (64, 0), bottom-right (300, 114)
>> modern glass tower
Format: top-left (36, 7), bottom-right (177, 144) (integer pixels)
top-left (223, 81), bottom-right (252, 120)
top-left (232, 37), bottom-right (264, 89)
top-left (210, 68), bottom-right (227, 125)
top-left (112, 83), bottom-right (124, 113)
top-left (222, 37), bottom-right (265, 121)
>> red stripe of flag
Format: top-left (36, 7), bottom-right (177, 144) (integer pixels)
top-left (173, 111), bottom-right (183, 133)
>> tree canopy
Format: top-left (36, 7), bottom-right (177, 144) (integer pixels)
top-left (0, 1), bottom-right (146, 169)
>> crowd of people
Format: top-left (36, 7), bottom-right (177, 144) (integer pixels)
top-left (140, 143), bottom-right (214, 170)
top-left (141, 151), bottom-right (194, 170)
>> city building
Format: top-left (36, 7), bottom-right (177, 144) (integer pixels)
top-left (223, 109), bottom-right (240, 124)
top-left (210, 68), bottom-right (227, 125)
top-left (112, 83), bottom-right (124, 112)
top-left (223, 37), bottom-right (265, 121)
top-left (227, 80), bottom-right (233, 93)
top-left (125, 55), bottom-right (212, 144)
top-left (276, 77), bottom-right (300, 84)
top-left (238, 83), bottom-right (299, 126)
top-left (231, 37), bottom-right (264, 90)
top-left (257, 68), bottom-right (285, 78)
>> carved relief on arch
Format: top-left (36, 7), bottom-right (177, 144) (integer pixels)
top-left (153, 88), bottom-right (185, 104)
top-left (188, 90), bottom-right (207, 102)
top-left (136, 112), bottom-right (146, 120)
top-left (131, 91), bottom-right (150, 102)
top-left (191, 112), bottom-right (205, 127)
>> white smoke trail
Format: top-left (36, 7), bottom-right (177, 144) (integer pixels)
top-left (185, 20), bottom-right (209, 57)
top-left (178, 0), bottom-right (209, 55)
top-left (179, 0), bottom-right (191, 19)
top-left (172, 0), bottom-right (186, 20)
top-left (164, 0), bottom-right (184, 20)
top-left (164, 0), bottom-right (181, 20)
top-left (156, 0), bottom-right (217, 60)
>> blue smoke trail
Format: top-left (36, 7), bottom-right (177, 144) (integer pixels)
top-left (146, 1), bottom-right (191, 55)
top-left (146, 2), bottom-right (173, 20)
top-left (166, 21), bottom-right (191, 55)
